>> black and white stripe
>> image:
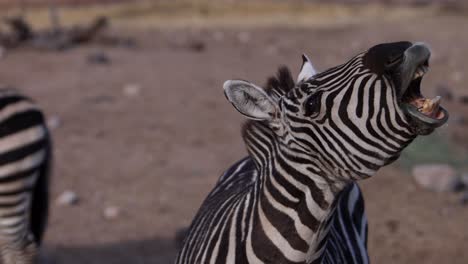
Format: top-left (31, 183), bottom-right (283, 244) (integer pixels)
top-left (0, 88), bottom-right (50, 264)
top-left (176, 43), bottom-right (425, 264)
top-left (311, 184), bottom-right (368, 264)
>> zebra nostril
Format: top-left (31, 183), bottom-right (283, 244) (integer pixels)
top-left (405, 43), bottom-right (431, 63)
top-left (422, 59), bottom-right (429, 67)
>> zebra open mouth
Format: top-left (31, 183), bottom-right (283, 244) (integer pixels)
top-left (400, 59), bottom-right (449, 129)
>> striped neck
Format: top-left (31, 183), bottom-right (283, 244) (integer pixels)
top-left (242, 120), bottom-right (349, 261)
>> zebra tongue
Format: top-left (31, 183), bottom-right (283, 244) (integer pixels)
top-left (419, 96), bottom-right (441, 116)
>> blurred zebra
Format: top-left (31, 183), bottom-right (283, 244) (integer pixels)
top-left (0, 88), bottom-right (51, 264)
top-left (176, 42), bottom-right (448, 263)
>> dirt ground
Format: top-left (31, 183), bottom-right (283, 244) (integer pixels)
top-left (0, 5), bottom-right (467, 264)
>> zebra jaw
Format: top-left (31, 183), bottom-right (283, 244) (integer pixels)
top-left (401, 74), bottom-right (449, 129)
top-left (398, 42), bottom-right (449, 130)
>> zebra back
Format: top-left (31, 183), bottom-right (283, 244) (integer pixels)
top-left (0, 88), bottom-right (51, 263)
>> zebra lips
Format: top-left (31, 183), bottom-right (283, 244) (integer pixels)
top-left (400, 74), bottom-right (449, 129)
top-left (402, 99), bottom-right (449, 128)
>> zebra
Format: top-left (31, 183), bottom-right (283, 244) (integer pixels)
top-left (175, 41), bottom-right (448, 263)
top-left (0, 88), bottom-right (51, 264)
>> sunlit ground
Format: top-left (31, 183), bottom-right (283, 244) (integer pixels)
top-left (0, 1), bottom-right (467, 263)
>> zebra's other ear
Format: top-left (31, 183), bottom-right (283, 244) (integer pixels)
top-left (223, 80), bottom-right (278, 121)
top-left (297, 54), bottom-right (317, 83)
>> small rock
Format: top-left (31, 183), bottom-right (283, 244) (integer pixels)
top-left (450, 71), bottom-right (463, 83)
top-left (459, 95), bottom-right (468, 105)
top-left (120, 37), bottom-right (137, 49)
top-left (385, 219), bottom-right (399, 233)
top-left (87, 51), bottom-right (110, 65)
top-left (123, 83), bottom-right (141, 97)
top-left (46, 115), bottom-right (61, 130)
top-left (85, 95), bottom-right (114, 105)
top-left (449, 115), bottom-right (466, 125)
top-left (187, 39), bottom-right (205, 52)
top-left (0, 46), bottom-right (5, 59)
top-left (460, 192), bottom-right (468, 205)
top-left (435, 84), bottom-right (453, 102)
top-left (460, 173), bottom-right (468, 186)
top-left (265, 44), bottom-right (279, 55)
top-left (212, 31), bottom-right (225, 42)
top-left (56, 190), bottom-right (79, 206)
top-left (103, 206), bottom-right (120, 220)
top-left (237, 31), bottom-right (251, 44)
top-left (412, 164), bottom-right (461, 192)
top-left (167, 34), bottom-right (205, 52)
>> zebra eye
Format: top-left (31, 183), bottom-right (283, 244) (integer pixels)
top-left (304, 91), bottom-right (322, 117)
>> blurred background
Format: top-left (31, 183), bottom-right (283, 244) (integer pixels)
top-left (0, 0), bottom-right (467, 263)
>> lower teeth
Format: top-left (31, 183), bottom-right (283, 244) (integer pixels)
top-left (419, 96), bottom-right (441, 115)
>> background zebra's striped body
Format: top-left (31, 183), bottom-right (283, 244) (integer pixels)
top-left (176, 42), bottom-right (447, 263)
top-left (313, 184), bottom-right (368, 264)
top-left (0, 88), bottom-right (50, 264)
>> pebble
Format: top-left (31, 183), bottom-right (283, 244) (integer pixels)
top-left (460, 192), bottom-right (468, 205)
top-left (168, 34), bottom-right (206, 52)
top-left (85, 95), bottom-right (114, 105)
top-left (187, 39), bottom-right (205, 52)
top-left (412, 164), bottom-right (461, 192)
top-left (0, 46), bottom-right (5, 59)
top-left (119, 37), bottom-right (137, 49)
top-left (103, 206), bottom-right (121, 220)
top-left (385, 219), bottom-right (399, 233)
top-left (123, 83), bottom-right (141, 97)
top-left (265, 44), bottom-right (279, 55)
top-left (87, 51), bottom-right (111, 65)
top-left (56, 190), bottom-right (79, 206)
top-left (459, 95), bottom-right (468, 105)
top-left (460, 173), bottom-right (468, 186)
top-left (449, 115), bottom-right (466, 126)
top-left (212, 31), bottom-right (225, 42)
top-left (450, 71), bottom-right (463, 83)
top-left (237, 31), bottom-right (251, 44)
top-left (46, 115), bottom-right (61, 130)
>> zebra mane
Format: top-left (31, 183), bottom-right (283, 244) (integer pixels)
top-left (264, 66), bottom-right (295, 99)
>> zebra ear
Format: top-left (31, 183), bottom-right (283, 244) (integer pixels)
top-left (297, 54), bottom-right (317, 83)
top-left (223, 80), bottom-right (277, 121)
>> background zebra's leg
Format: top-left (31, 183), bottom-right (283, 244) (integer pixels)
top-left (0, 234), bottom-right (38, 264)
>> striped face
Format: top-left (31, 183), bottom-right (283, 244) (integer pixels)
top-left (224, 42), bottom-right (448, 179)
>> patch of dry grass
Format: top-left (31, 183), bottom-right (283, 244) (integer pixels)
top-left (0, 0), bottom-right (440, 30)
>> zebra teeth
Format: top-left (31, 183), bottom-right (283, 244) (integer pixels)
top-left (412, 66), bottom-right (428, 80)
top-left (419, 96), bottom-right (441, 115)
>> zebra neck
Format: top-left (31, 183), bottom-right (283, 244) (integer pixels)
top-left (242, 121), bottom-right (349, 259)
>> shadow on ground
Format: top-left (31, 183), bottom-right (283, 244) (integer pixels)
top-left (44, 237), bottom-right (177, 264)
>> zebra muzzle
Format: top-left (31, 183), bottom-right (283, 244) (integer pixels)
top-left (399, 43), bottom-right (449, 130)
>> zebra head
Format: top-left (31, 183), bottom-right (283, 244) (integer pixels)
top-left (224, 41), bottom-right (448, 179)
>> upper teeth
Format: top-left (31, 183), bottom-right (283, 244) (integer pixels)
top-left (413, 66), bottom-right (428, 80)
